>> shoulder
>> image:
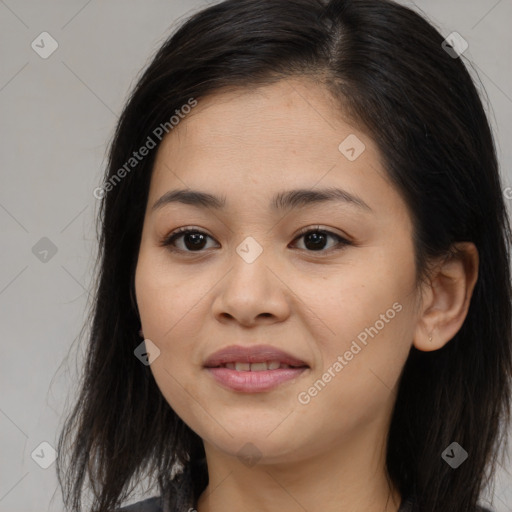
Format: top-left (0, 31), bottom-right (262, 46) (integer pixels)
top-left (116, 496), bottom-right (164, 512)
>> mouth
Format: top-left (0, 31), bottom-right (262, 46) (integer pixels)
top-left (203, 344), bottom-right (309, 369)
top-left (203, 345), bottom-right (309, 392)
top-left (213, 361), bottom-right (307, 371)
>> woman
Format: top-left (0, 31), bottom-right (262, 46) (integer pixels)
top-left (56, 0), bottom-right (512, 511)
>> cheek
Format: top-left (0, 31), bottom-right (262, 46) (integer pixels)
top-left (136, 266), bottom-right (206, 427)
top-left (135, 252), bottom-right (207, 341)
top-left (135, 254), bottom-right (209, 399)
top-left (300, 269), bottom-right (399, 345)
top-left (296, 309), bottom-right (413, 435)
top-left (300, 267), bottom-right (415, 401)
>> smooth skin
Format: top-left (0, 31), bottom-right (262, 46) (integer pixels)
top-left (134, 78), bottom-right (479, 512)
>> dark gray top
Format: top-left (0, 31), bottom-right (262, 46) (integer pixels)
top-left (117, 492), bottom-right (494, 512)
top-left (116, 463), bottom-right (495, 512)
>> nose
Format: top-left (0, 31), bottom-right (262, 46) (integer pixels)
top-left (211, 245), bottom-right (291, 327)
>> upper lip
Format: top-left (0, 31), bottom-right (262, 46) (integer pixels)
top-left (204, 345), bottom-right (309, 368)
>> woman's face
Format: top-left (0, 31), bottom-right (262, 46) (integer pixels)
top-left (135, 78), bottom-right (423, 463)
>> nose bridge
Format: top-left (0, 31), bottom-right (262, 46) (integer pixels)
top-left (229, 234), bottom-right (273, 293)
top-left (212, 234), bottom-right (289, 324)
top-left (236, 234), bottom-right (266, 265)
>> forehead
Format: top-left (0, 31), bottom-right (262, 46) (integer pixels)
top-left (148, 78), bottom-right (404, 219)
top-left (163, 79), bottom-right (362, 157)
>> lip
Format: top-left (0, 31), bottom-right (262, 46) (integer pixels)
top-left (203, 344), bottom-right (308, 368)
top-left (206, 367), bottom-right (308, 392)
top-left (203, 344), bottom-right (309, 393)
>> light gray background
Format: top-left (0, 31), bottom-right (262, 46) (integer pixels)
top-left (1, 1), bottom-right (511, 511)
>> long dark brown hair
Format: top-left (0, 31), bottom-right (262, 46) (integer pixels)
top-left (56, 1), bottom-right (512, 511)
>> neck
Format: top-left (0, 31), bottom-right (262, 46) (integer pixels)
top-left (196, 424), bottom-right (401, 512)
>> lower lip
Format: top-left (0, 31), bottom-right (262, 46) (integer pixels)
top-left (205, 367), bottom-right (308, 392)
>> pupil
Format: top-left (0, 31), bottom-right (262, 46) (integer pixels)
top-left (305, 232), bottom-right (326, 251)
top-left (186, 233), bottom-right (206, 250)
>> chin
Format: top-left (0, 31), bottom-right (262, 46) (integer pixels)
top-left (198, 420), bottom-right (311, 463)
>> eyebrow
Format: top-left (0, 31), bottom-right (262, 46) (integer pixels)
top-left (152, 187), bottom-right (372, 213)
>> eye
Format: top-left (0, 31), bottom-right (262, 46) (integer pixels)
top-left (160, 225), bottom-right (351, 254)
top-left (160, 227), bottom-right (218, 252)
top-left (290, 226), bottom-right (351, 252)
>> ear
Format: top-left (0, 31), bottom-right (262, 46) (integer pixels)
top-left (413, 242), bottom-right (479, 352)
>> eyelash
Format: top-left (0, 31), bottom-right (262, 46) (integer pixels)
top-left (159, 225), bottom-right (352, 255)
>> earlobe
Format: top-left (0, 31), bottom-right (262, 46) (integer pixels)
top-left (413, 242), bottom-right (479, 352)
